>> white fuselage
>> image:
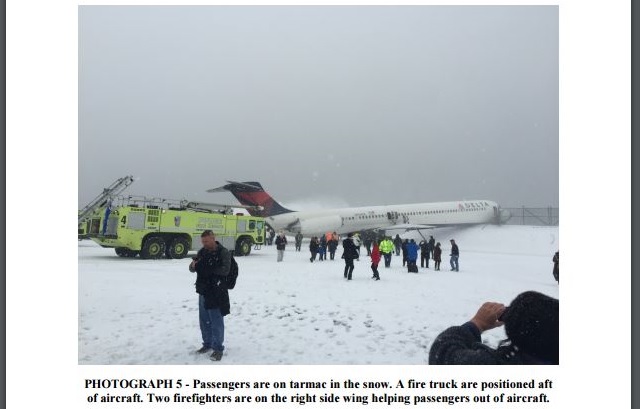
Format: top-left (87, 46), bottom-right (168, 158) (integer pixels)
top-left (265, 200), bottom-right (507, 236)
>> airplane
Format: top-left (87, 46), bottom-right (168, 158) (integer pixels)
top-left (207, 181), bottom-right (511, 236)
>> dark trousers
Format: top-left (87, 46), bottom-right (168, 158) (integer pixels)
top-left (371, 263), bottom-right (380, 279)
top-left (344, 259), bottom-right (355, 280)
top-left (421, 252), bottom-right (429, 268)
top-left (310, 251), bottom-right (317, 262)
top-left (383, 253), bottom-right (392, 267)
top-left (329, 250), bottom-right (336, 260)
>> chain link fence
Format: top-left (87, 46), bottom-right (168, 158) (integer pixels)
top-left (502, 207), bottom-right (558, 226)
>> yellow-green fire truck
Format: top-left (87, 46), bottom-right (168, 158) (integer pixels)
top-left (85, 196), bottom-right (265, 259)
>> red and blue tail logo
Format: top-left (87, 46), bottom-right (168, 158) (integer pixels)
top-left (208, 181), bottom-right (292, 217)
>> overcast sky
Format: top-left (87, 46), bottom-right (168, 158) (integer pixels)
top-left (79, 6), bottom-right (558, 209)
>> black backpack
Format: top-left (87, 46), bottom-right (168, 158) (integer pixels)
top-left (221, 255), bottom-right (239, 290)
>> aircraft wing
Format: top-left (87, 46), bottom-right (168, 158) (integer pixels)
top-left (383, 224), bottom-right (436, 231)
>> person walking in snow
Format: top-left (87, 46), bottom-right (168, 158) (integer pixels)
top-left (428, 291), bottom-right (559, 365)
top-left (433, 242), bottom-right (442, 271)
top-left (406, 239), bottom-right (419, 273)
top-left (318, 234), bottom-right (327, 261)
top-left (370, 242), bottom-right (381, 280)
top-left (294, 232), bottom-right (303, 252)
top-left (379, 236), bottom-right (394, 268)
top-left (393, 234), bottom-right (403, 256)
top-left (428, 235), bottom-right (436, 259)
top-left (188, 230), bottom-right (231, 361)
top-left (352, 232), bottom-right (362, 260)
top-left (328, 232), bottom-right (339, 260)
top-left (309, 236), bottom-right (319, 262)
top-left (342, 232), bottom-right (359, 280)
top-left (363, 231), bottom-right (373, 256)
top-left (449, 239), bottom-right (459, 272)
top-left (552, 251), bottom-right (559, 283)
top-left (401, 239), bottom-right (409, 267)
top-left (275, 231), bottom-right (287, 262)
top-left (419, 239), bottom-right (430, 268)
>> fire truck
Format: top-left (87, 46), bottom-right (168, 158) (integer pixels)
top-left (79, 176), bottom-right (265, 259)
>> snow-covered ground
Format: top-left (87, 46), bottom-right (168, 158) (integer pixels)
top-left (78, 224), bottom-right (559, 365)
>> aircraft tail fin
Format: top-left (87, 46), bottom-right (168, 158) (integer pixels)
top-left (207, 181), bottom-right (293, 217)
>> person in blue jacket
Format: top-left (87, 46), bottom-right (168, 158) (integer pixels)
top-left (406, 239), bottom-right (419, 273)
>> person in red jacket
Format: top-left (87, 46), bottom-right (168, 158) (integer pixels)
top-left (370, 242), bottom-right (381, 281)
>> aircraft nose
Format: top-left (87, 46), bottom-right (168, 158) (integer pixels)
top-left (499, 209), bottom-right (511, 223)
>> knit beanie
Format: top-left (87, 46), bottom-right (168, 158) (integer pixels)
top-left (502, 291), bottom-right (559, 364)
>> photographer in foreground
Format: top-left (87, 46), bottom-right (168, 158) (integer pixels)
top-left (189, 230), bottom-right (231, 361)
top-left (428, 291), bottom-right (559, 365)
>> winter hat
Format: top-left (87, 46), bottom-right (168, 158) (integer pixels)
top-left (502, 291), bottom-right (559, 364)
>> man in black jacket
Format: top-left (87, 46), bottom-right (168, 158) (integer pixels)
top-left (189, 230), bottom-right (231, 361)
top-left (428, 235), bottom-right (436, 259)
top-left (449, 239), bottom-right (459, 271)
top-left (419, 240), bottom-right (430, 268)
top-left (428, 291), bottom-right (559, 365)
top-left (342, 233), bottom-right (359, 280)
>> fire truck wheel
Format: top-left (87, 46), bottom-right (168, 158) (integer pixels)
top-left (141, 236), bottom-right (166, 259)
top-left (167, 237), bottom-right (190, 259)
top-left (236, 238), bottom-right (252, 256)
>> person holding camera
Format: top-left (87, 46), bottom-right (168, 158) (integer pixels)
top-left (275, 231), bottom-right (287, 262)
top-left (189, 230), bottom-right (231, 361)
top-left (428, 291), bottom-right (559, 365)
